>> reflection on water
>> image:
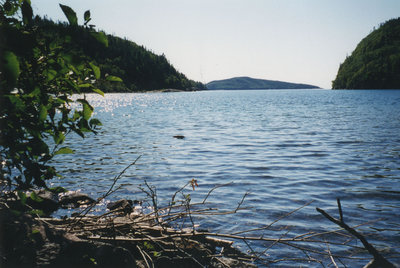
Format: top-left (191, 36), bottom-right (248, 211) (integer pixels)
top-left (51, 89), bottom-right (400, 266)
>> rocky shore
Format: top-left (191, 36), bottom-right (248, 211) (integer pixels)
top-left (0, 190), bottom-right (256, 267)
top-left (1, 187), bottom-right (396, 267)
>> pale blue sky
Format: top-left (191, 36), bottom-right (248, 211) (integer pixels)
top-left (32, 0), bottom-right (400, 88)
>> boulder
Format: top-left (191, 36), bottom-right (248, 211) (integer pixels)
top-left (26, 190), bottom-right (59, 214)
top-left (59, 192), bottom-right (96, 208)
top-left (107, 199), bottom-right (133, 214)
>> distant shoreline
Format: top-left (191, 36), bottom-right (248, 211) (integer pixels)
top-left (144, 88), bottom-right (201, 93)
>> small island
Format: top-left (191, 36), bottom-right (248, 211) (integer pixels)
top-left (206, 76), bottom-right (320, 90)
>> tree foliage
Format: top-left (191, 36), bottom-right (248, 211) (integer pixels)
top-left (0, 0), bottom-right (108, 189)
top-left (206, 76), bottom-right (319, 90)
top-left (332, 17), bottom-right (400, 89)
top-left (32, 17), bottom-right (205, 92)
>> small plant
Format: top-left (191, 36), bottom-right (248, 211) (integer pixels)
top-left (0, 0), bottom-right (119, 190)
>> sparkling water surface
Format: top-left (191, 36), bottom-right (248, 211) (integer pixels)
top-left (51, 89), bottom-right (400, 266)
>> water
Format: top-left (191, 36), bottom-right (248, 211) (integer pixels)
top-left (51, 89), bottom-right (400, 266)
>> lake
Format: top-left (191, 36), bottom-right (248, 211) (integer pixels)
top-left (51, 89), bottom-right (400, 266)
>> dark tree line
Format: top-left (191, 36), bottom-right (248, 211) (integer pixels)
top-left (33, 17), bottom-right (205, 92)
top-left (332, 17), bottom-right (400, 89)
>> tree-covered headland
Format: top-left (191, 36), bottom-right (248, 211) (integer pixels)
top-left (332, 17), bottom-right (400, 89)
top-left (34, 17), bottom-right (205, 92)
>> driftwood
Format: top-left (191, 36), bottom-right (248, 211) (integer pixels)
top-left (317, 199), bottom-right (396, 268)
top-left (2, 158), bottom-right (398, 267)
top-left (3, 189), bottom-right (398, 267)
top-left (31, 190), bottom-right (397, 267)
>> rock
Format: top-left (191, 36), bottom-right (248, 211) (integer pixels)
top-left (59, 191), bottom-right (95, 208)
top-left (107, 199), bottom-right (133, 214)
top-left (27, 190), bottom-right (59, 214)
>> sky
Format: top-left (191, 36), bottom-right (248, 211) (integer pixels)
top-left (32, 0), bottom-right (400, 89)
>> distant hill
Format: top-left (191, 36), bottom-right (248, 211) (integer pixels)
top-left (332, 17), bottom-right (400, 89)
top-left (32, 17), bottom-right (205, 92)
top-left (206, 77), bottom-right (319, 90)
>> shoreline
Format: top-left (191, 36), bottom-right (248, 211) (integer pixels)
top-left (1, 187), bottom-right (396, 267)
top-left (0, 189), bottom-right (256, 267)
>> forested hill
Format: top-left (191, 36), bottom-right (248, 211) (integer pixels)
top-left (206, 77), bottom-right (319, 90)
top-left (332, 17), bottom-right (400, 89)
top-left (33, 17), bottom-right (205, 92)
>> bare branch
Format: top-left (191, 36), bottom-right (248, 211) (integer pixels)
top-left (201, 182), bottom-right (233, 204)
top-left (316, 199), bottom-right (395, 268)
top-left (233, 200), bottom-right (314, 236)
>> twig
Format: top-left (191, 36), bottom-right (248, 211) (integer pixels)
top-left (254, 228), bottom-right (291, 262)
top-left (167, 181), bottom-right (191, 215)
top-left (233, 200), bottom-right (314, 235)
top-left (140, 180), bottom-right (160, 225)
top-left (201, 182), bottom-right (233, 204)
top-left (235, 191), bottom-right (249, 213)
top-left (136, 245), bottom-right (152, 268)
top-left (67, 156), bottom-right (141, 231)
top-left (326, 241), bottom-right (339, 268)
top-left (182, 192), bottom-right (196, 233)
top-left (316, 198), bottom-right (395, 268)
top-left (104, 155), bottom-right (142, 198)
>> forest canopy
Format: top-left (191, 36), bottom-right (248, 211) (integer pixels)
top-left (332, 17), bottom-right (400, 89)
top-left (32, 17), bottom-right (205, 92)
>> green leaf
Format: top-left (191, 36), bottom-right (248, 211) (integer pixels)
top-left (28, 209), bottom-right (45, 217)
top-left (91, 32), bottom-right (108, 47)
top-left (89, 118), bottom-right (102, 127)
top-left (28, 87), bottom-right (41, 98)
top-left (59, 4), bottom-right (78, 26)
top-left (54, 147), bottom-right (74, 155)
top-left (17, 191), bottom-right (27, 206)
top-left (77, 99), bottom-right (94, 120)
top-left (143, 242), bottom-right (155, 250)
top-left (54, 132), bottom-right (65, 145)
top-left (7, 95), bottom-right (25, 110)
top-left (30, 192), bottom-right (43, 203)
top-left (39, 105), bottom-right (47, 122)
top-left (2, 51), bottom-right (20, 86)
top-left (106, 75), bottom-right (123, 82)
top-left (21, 1), bottom-right (33, 25)
top-left (92, 88), bottom-right (104, 96)
top-left (89, 62), bottom-right (100, 79)
top-left (153, 251), bottom-right (162, 257)
top-left (84, 10), bottom-right (91, 23)
top-left (78, 83), bottom-right (92, 88)
top-left (78, 117), bottom-right (91, 131)
top-left (89, 258), bottom-right (97, 265)
top-left (48, 186), bottom-right (67, 194)
top-left (45, 69), bottom-right (57, 81)
top-left (82, 107), bottom-right (93, 122)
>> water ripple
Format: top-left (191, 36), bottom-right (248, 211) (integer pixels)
top-left (51, 90), bottom-right (400, 266)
